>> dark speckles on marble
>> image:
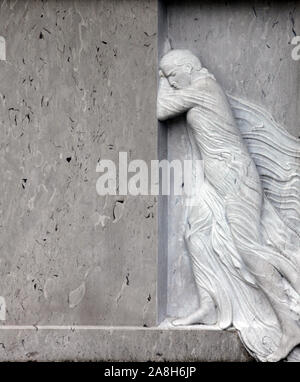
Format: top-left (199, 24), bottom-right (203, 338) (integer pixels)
top-left (0, 0), bottom-right (157, 327)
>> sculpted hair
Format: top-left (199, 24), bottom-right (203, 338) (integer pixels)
top-left (160, 49), bottom-right (202, 71)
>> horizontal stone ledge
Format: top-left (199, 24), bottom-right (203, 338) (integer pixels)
top-left (0, 326), bottom-right (253, 362)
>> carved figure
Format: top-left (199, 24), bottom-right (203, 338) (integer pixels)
top-left (157, 49), bottom-right (300, 361)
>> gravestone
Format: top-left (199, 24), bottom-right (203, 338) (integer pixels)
top-left (0, 0), bottom-right (298, 361)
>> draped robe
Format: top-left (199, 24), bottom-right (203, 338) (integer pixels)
top-left (157, 68), bottom-right (300, 361)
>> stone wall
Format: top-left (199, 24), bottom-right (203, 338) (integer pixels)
top-left (0, 0), bottom-right (294, 361)
top-left (0, 0), bottom-right (158, 327)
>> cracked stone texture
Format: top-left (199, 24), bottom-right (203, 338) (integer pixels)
top-left (0, 0), bottom-right (157, 327)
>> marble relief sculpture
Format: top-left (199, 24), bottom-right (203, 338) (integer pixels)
top-left (157, 49), bottom-right (300, 362)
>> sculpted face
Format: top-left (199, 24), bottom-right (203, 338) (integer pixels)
top-left (159, 49), bottom-right (202, 89)
top-left (160, 62), bottom-right (192, 89)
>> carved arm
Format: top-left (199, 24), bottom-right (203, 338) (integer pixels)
top-left (157, 75), bottom-right (196, 121)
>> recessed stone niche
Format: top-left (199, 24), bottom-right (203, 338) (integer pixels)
top-left (158, 0), bottom-right (300, 362)
top-left (158, 0), bottom-right (300, 323)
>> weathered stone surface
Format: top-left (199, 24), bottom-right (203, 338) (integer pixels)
top-left (0, 0), bottom-right (157, 327)
top-left (0, 0), bottom-right (292, 362)
top-left (0, 327), bottom-right (252, 361)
